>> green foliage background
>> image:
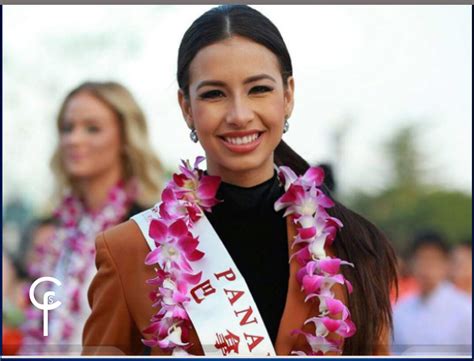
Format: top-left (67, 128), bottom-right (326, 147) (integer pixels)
top-left (344, 126), bottom-right (472, 253)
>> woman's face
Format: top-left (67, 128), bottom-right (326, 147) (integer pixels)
top-left (60, 91), bottom-right (123, 182)
top-left (179, 36), bottom-right (294, 186)
top-left (412, 245), bottom-right (449, 295)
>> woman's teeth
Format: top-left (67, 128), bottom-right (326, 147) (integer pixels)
top-left (225, 133), bottom-right (259, 145)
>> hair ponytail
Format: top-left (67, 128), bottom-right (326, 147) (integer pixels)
top-left (274, 140), bottom-right (311, 177)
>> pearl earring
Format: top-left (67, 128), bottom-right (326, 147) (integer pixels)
top-left (283, 118), bottom-right (289, 134)
top-left (190, 129), bottom-right (198, 143)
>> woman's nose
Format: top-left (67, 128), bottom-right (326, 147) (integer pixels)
top-left (62, 127), bottom-right (85, 146)
top-left (225, 96), bottom-right (254, 127)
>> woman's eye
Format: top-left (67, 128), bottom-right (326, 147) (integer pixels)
top-left (87, 125), bottom-right (101, 133)
top-left (200, 90), bottom-right (225, 99)
top-left (250, 85), bottom-right (273, 94)
top-left (60, 123), bottom-right (73, 133)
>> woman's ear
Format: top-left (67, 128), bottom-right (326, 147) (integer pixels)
top-left (284, 76), bottom-right (295, 119)
top-left (178, 89), bottom-right (194, 129)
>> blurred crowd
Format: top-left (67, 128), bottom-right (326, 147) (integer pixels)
top-left (2, 81), bottom-right (472, 356)
top-left (391, 231), bottom-right (472, 355)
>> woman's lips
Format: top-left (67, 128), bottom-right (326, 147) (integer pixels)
top-left (65, 152), bottom-right (87, 162)
top-left (218, 131), bottom-right (263, 154)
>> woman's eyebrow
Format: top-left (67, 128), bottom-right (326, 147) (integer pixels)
top-left (196, 74), bottom-right (277, 91)
top-left (243, 74), bottom-right (276, 84)
top-left (83, 117), bottom-right (101, 123)
top-left (196, 80), bottom-right (225, 91)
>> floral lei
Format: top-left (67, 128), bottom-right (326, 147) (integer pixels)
top-left (142, 157), bottom-right (356, 355)
top-left (21, 181), bottom-right (133, 353)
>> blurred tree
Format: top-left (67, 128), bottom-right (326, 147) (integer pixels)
top-left (386, 125), bottom-right (424, 190)
top-left (347, 125), bottom-right (471, 252)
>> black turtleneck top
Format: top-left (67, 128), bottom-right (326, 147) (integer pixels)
top-left (204, 172), bottom-right (289, 344)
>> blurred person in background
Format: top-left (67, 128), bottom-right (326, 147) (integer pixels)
top-left (3, 217), bottom-right (58, 355)
top-left (392, 230), bottom-right (472, 355)
top-left (2, 198), bottom-right (29, 262)
top-left (390, 254), bottom-right (419, 305)
top-left (19, 81), bottom-right (165, 355)
top-left (3, 250), bottom-right (28, 356)
top-left (449, 240), bottom-right (472, 294)
top-left (19, 217), bottom-right (58, 280)
top-left (3, 217), bottom-right (57, 312)
top-left (3, 196), bottom-right (33, 250)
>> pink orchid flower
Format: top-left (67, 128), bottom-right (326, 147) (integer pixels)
top-left (290, 246), bottom-right (312, 266)
top-left (170, 158), bottom-right (221, 212)
top-left (157, 302), bottom-right (189, 321)
top-left (159, 278), bottom-right (190, 306)
top-left (305, 316), bottom-right (357, 338)
top-left (275, 184), bottom-right (334, 224)
top-left (291, 330), bottom-right (340, 355)
top-left (308, 232), bottom-right (330, 260)
top-left (159, 188), bottom-right (191, 219)
top-left (305, 258), bottom-right (354, 276)
top-left (301, 273), bottom-right (345, 297)
top-left (312, 295), bottom-right (351, 320)
top-left (145, 219), bottom-right (204, 272)
top-left (146, 267), bottom-right (202, 292)
top-left (292, 217), bottom-right (342, 259)
top-left (143, 316), bottom-right (174, 340)
top-left (157, 324), bottom-right (189, 349)
top-left (179, 156), bottom-right (205, 179)
top-left (278, 166), bottom-right (325, 192)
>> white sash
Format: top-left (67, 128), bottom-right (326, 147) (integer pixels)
top-left (132, 209), bottom-right (276, 356)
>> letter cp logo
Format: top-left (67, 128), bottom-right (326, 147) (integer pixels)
top-left (29, 276), bottom-right (62, 336)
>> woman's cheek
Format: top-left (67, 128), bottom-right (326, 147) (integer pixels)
top-left (194, 107), bottom-right (220, 134)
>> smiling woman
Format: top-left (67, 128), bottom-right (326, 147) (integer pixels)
top-left (82, 5), bottom-right (397, 356)
top-left (18, 81), bottom-right (165, 355)
top-left (178, 36), bottom-right (293, 187)
top-left (60, 92), bottom-right (123, 181)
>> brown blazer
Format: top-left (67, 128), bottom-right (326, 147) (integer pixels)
top-left (82, 219), bottom-right (390, 356)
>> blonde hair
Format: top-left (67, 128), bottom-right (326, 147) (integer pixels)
top-left (50, 81), bottom-right (164, 208)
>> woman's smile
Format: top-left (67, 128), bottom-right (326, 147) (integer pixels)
top-left (218, 130), bottom-right (265, 153)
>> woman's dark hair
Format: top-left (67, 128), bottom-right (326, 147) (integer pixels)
top-left (177, 4), bottom-right (292, 97)
top-left (177, 5), bottom-right (398, 355)
top-left (317, 163), bottom-right (336, 193)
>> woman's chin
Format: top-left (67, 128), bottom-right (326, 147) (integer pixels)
top-left (207, 155), bottom-right (274, 183)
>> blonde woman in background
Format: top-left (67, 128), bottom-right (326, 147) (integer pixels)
top-left (18, 81), bottom-right (165, 355)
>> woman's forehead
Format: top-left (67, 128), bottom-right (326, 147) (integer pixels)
top-left (188, 36), bottom-right (281, 85)
top-left (62, 92), bottom-right (116, 124)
